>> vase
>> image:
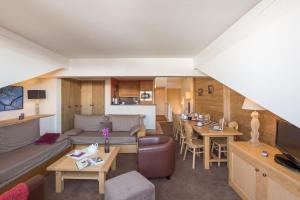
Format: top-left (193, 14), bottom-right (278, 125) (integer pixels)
top-left (104, 137), bottom-right (110, 153)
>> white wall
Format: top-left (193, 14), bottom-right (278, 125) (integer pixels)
top-left (0, 78), bottom-right (61, 134)
top-left (194, 0), bottom-right (300, 127)
top-left (0, 27), bottom-right (68, 88)
top-left (57, 58), bottom-right (205, 77)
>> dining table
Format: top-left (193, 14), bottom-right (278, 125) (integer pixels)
top-left (186, 120), bottom-right (243, 170)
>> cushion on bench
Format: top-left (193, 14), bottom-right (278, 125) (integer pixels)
top-left (0, 120), bottom-right (40, 153)
top-left (0, 139), bottom-right (71, 188)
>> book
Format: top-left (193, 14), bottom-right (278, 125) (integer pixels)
top-left (75, 156), bottom-right (104, 170)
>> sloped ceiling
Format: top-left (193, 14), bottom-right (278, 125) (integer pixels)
top-left (195, 0), bottom-right (300, 127)
top-left (0, 0), bottom-right (260, 58)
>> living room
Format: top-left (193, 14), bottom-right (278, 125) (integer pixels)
top-left (1, 0), bottom-right (300, 200)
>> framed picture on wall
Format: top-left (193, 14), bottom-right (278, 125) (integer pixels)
top-left (208, 85), bottom-right (214, 94)
top-left (197, 88), bottom-right (203, 96)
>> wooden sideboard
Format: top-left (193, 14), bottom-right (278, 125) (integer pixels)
top-left (229, 142), bottom-right (300, 200)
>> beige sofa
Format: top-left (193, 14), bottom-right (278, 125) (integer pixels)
top-left (65, 114), bottom-right (146, 153)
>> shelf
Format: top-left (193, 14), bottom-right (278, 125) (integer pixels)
top-left (0, 114), bottom-right (54, 128)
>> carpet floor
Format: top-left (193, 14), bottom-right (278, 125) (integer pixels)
top-left (44, 122), bottom-right (240, 200)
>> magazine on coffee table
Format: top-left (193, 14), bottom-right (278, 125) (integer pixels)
top-left (76, 156), bottom-right (104, 170)
top-left (67, 148), bottom-right (98, 160)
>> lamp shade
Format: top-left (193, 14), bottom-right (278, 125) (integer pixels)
top-left (27, 90), bottom-right (46, 99)
top-left (242, 98), bottom-right (265, 111)
top-left (185, 92), bottom-right (192, 99)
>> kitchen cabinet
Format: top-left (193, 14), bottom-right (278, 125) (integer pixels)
top-left (140, 80), bottom-right (153, 91)
top-left (118, 80), bottom-right (140, 97)
top-left (229, 142), bottom-right (300, 200)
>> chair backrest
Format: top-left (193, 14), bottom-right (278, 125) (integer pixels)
top-left (228, 121), bottom-right (239, 130)
top-left (183, 122), bottom-right (194, 142)
top-left (204, 114), bottom-right (210, 121)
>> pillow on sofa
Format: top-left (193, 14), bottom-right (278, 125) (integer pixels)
top-left (109, 115), bottom-right (140, 132)
top-left (0, 120), bottom-right (40, 153)
top-left (64, 128), bottom-right (83, 136)
top-left (129, 125), bottom-right (141, 136)
top-left (35, 133), bottom-right (60, 144)
top-left (74, 114), bottom-right (107, 131)
top-left (99, 121), bottom-right (112, 132)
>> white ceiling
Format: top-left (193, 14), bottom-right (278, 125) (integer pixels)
top-left (0, 0), bottom-right (260, 58)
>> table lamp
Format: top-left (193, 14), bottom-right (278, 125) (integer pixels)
top-left (28, 90), bottom-right (46, 115)
top-left (242, 98), bottom-right (265, 145)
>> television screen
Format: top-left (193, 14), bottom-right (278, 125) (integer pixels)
top-left (0, 86), bottom-right (24, 112)
top-left (276, 120), bottom-right (300, 162)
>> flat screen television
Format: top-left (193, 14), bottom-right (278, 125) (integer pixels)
top-left (0, 86), bottom-right (24, 112)
top-left (275, 120), bottom-right (300, 171)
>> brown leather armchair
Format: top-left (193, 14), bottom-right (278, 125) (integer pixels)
top-left (27, 175), bottom-right (44, 200)
top-left (138, 135), bottom-right (176, 179)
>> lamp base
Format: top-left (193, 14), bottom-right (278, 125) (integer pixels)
top-left (35, 102), bottom-right (40, 115)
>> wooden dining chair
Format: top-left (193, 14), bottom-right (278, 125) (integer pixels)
top-left (183, 122), bottom-right (204, 169)
top-left (211, 121), bottom-right (239, 166)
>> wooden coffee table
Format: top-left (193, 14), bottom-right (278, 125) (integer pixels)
top-left (47, 146), bottom-right (120, 194)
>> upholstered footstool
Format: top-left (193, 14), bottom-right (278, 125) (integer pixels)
top-left (105, 171), bottom-right (155, 200)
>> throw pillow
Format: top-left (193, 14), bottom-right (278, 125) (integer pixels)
top-left (35, 133), bottom-right (60, 144)
top-left (129, 125), bottom-right (141, 136)
top-left (99, 121), bottom-right (112, 132)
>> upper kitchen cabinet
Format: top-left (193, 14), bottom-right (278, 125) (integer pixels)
top-left (140, 80), bottom-right (153, 91)
top-left (118, 80), bottom-right (140, 97)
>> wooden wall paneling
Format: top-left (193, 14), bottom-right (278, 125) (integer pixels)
top-left (193, 77), bottom-right (278, 146)
top-left (92, 81), bottom-right (105, 114)
top-left (223, 85), bottom-right (231, 123)
top-left (230, 89), bottom-right (279, 146)
top-left (167, 88), bottom-right (182, 114)
top-left (194, 77), bottom-right (224, 121)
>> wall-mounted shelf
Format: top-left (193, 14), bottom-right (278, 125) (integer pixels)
top-left (0, 114), bottom-right (54, 128)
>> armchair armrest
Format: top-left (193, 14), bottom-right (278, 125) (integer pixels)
top-left (26, 175), bottom-right (44, 200)
top-left (137, 124), bottom-right (146, 138)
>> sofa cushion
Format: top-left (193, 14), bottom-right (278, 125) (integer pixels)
top-left (99, 121), bottom-right (112, 132)
top-left (129, 125), bottom-right (141, 136)
top-left (71, 131), bottom-right (136, 145)
top-left (109, 115), bottom-right (140, 132)
top-left (64, 128), bottom-right (83, 136)
top-left (74, 114), bottom-right (107, 131)
top-left (0, 120), bottom-right (40, 153)
top-left (0, 139), bottom-right (71, 188)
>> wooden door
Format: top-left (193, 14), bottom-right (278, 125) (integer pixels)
top-left (266, 176), bottom-right (299, 200)
top-left (92, 81), bottom-right (105, 114)
top-left (230, 153), bottom-right (257, 200)
top-left (155, 87), bottom-right (166, 116)
top-left (81, 81), bottom-right (105, 115)
top-left (81, 81), bottom-right (93, 115)
top-left (61, 79), bottom-right (81, 133)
